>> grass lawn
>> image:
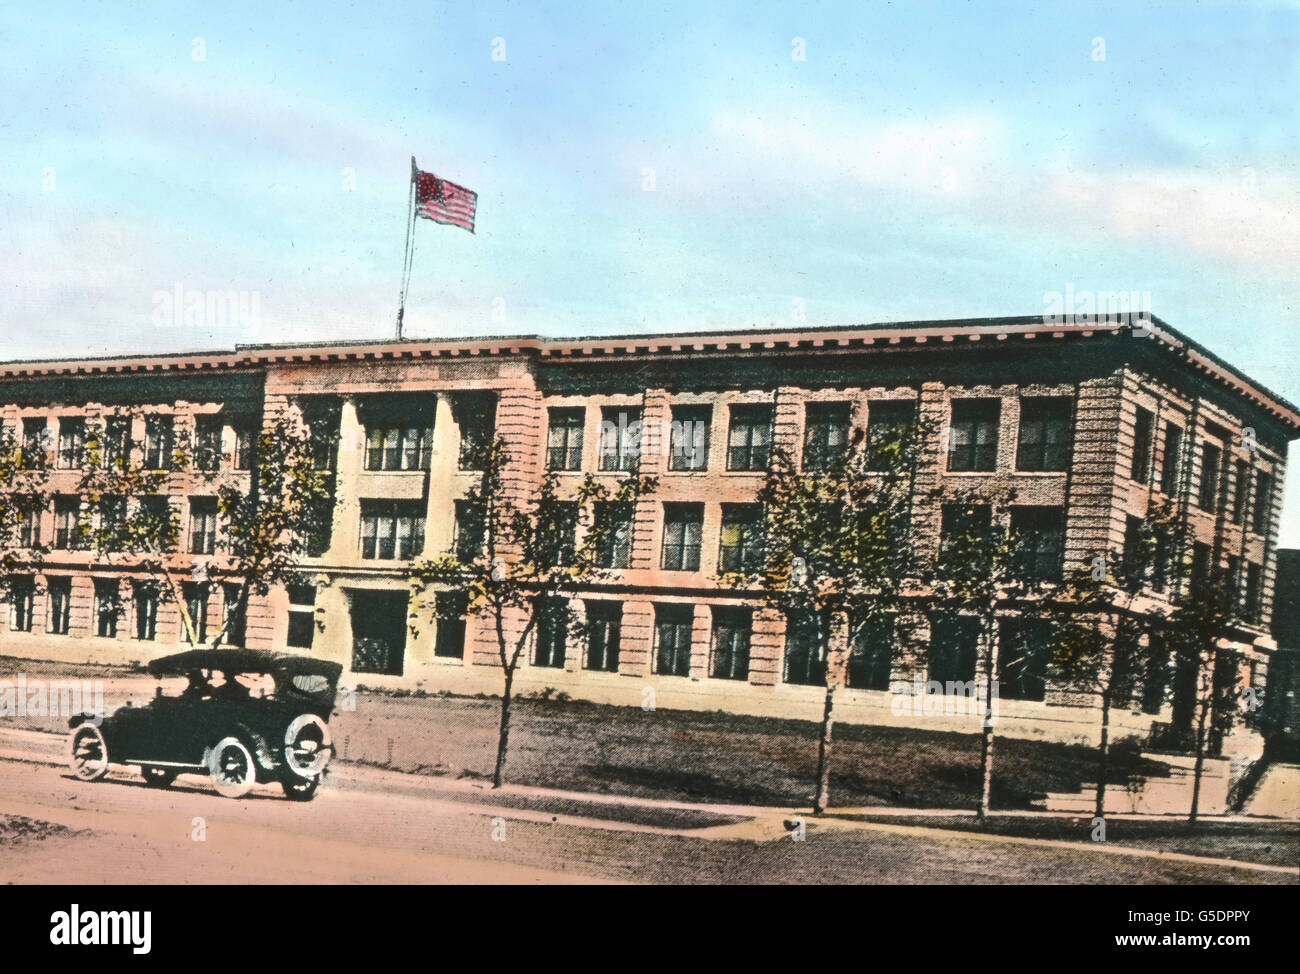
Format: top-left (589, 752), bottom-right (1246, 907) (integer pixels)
top-left (333, 689), bottom-right (1171, 811)
top-left (849, 814), bottom-right (1300, 869)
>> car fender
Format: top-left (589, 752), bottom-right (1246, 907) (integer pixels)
top-left (202, 723), bottom-right (276, 775)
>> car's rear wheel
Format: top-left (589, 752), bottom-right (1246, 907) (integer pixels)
top-left (208, 737), bottom-right (257, 798)
top-left (280, 774), bottom-right (320, 801)
top-left (142, 766), bottom-right (178, 788)
top-left (283, 714), bottom-right (332, 778)
top-left (68, 725), bottom-right (109, 781)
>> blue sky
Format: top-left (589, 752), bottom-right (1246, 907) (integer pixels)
top-left (2, 1), bottom-right (1298, 539)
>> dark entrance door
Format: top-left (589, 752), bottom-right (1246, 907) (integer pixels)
top-left (350, 590), bottom-right (408, 676)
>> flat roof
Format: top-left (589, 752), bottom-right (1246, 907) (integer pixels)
top-left (1, 314), bottom-right (1296, 432)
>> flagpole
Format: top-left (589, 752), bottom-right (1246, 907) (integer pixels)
top-left (395, 156), bottom-right (417, 340)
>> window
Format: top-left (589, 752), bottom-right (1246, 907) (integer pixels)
top-left (22, 417), bottom-right (49, 463)
top-left (533, 599), bottom-right (567, 668)
top-left (1226, 556), bottom-right (1242, 614)
top-left (233, 421), bottom-right (255, 471)
top-left (866, 401), bottom-right (916, 471)
top-left (584, 601), bottom-right (622, 672)
top-left (802, 403), bottom-right (850, 472)
top-left (545, 408), bottom-right (585, 471)
top-left (222, 583), bottom-right (245, 647)
top-left (1159, 423), bottom-right (1183, 496)
top-left (719, 504), bottom-right (764, 573)
top-left (301, 400), bottom-right (342, 472)
top-left (134, 584), bottom-right (158, 641)
top-left (939, 503), bottom-right (992, 567)
top-left (453, 500), bottom-right (485, 563)
top-left (17, 501), bottom-right (39, 548)
top-left (182, 582), bottom-right (209, 643)
top-left (1152, 531), bottom-right (1172, 594)
top-left (145, 417), bottom-right (174, 470)
top-left (57, 418), bottom-right (86, 469)
top-left (1140, 635), bottom-right (1168, 714)
top-left (103, 417), bottom-right (131, 469)
top-left (1191, 542), bottom-right (1211, 585)
top-left (10, 576), bottom-right (35, 632)
top-left (99, 495), bottom-right (127, 539)
top-left (1016, 397), bottom-right (1071, 472)
top-left (1131, 407), bottom-right (1154, 483)
top-left (929, 614), bottom-right (979, 686)
top-left (592, 501), bottom-right (632, 569)
top-left (194, 417), bottom-right (222, 472)
top-left (189, 497), bottom-right (218, 555)
top-left (286, 583), bottom-right (316, 649)
top-left (1121, 515), bottom-right (1146, 584)
top-left (47, 578), bottom-right (71, 635)
top-left (848, 619), bottom-right (895, 691)
top-left (653, 604), bottom-right (693, 677)
top-left (434, 591), bottom-right (468, 659)
top-left (948, 399), bottom-right (1000, 472)
top-left (455, 393), bottom-right (496, 470)
top-left (998, 618), bottom-right (1051, 702)
top-left (660, 503), bottom-right (704, 571)
top-left (727, 405), bottom-right (772, 472)
top-left (710, 608), bottom-right (751, 681)
top-left (365, 424), bottom-right (432, 471)
top-left (1252, 472), bottom-right (1273, 535)
top-left (542, 502), bottom-right (579, 567)
top-left (360, 501), bottom-right (426, 560)
top-left (669, 405), bottom-right (711, 472)
top-left (599, 406), bottom-right (642, 472)
top-left (1231, 460), bottom-right (1249, 524)
top-left (53, 496), bottom-right (80, 550)
top-left (1197, 442), bottom-right (1222, 511)
top-left (784, 609), bottom-right (826, 686)
top-left (1244, 563), bottom-right (1262, 624)
top-left (93, 579), bottom-right (118, 638)
top-left (1010, 506), bottom-right (1064, 582)
top-left (139, 496), bottom-right (173, 541)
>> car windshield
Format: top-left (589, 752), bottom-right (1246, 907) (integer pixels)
top-left (172, 670), bottom-right (274, 700)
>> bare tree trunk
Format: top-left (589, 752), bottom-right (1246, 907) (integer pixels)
top-left (493, 665), bottom-right (514, 789)
top-left (813, 684), bottom-right (835, 815)
top-left (977, 617), bottom-right (998, 822)
top-left (1094, 684), bottom-right (1112, 820)
top-left (1189, 676), bottom-right (1210, 824)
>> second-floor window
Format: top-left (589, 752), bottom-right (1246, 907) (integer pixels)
top-left (453, 500), bottom-right (485, 563)
top-left (1131, 407), bottom-right (1154, 483)
top-left (866, 401), bottom-right (916, 471)
top-left (194, 417), bottom-right (222, 472)
top-left (546, 408), bottom-right (585, 471)
top-left (22, 417), bottom-right (49, 463)
top-left (592, 501), bottom-right (632, 569)
top-left (727, 405), bottom-right (772, 471)
top-left (1244, 563), bottom-right (1262, 624)
top-left (233, 422), bottom-right (255, 471)
top-left (599, 407), bottom-right (642, 472)
top-left (948, 399), bottom-right (1000, 472)
top-left (1197, 441), bottom-right (1222, 511)
top-left (669, 405), bottom-right (711, 472)
top-left (661, 503), bottom-right (703, 572)
top-left (1252, 471), bottom-right (1273, 535)
top-left (719, 504), bottom-right (764, 573)
top-left (1016, 397), bottom-right (1071, 472)
top-left (360, 501), bottom-right (426, 560)
top-left (53, 496), bottom-right (81, 550)
top-left (103, 417), bottom-right (132, 469)
top-left (366, 424), bottom-right (432, 471)
top-left (57, 418), bottom-right (86, 469)
top-left (1159, 423), bottom-right (1183, 495)
top-left (17, 502), bottom-right (39, 547)
top-left (189, 497), bottom-right (218, 555)
top-left (145, 417), bottom-right (174, 470)
top-left (803, 403), bottom-right (850, 472)
top-left (1010, 506), bottom-right (1064, 582)
top-left (454, 393), bottom-right (496, 470)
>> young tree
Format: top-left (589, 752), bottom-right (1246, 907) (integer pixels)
top-left (79, 409), bottom-right (333, 647)
top-left (0, 424), bottom-right (51, 606)
top-left (409, 438), bottom-right (654, 788)
top-left (922, 482), bottom-right (1022, 822)
top-left (1166, 568), bottom-right (1243, 823)
top-left (1047, 503), bottom-right (1176, 818)
top-left (729, 419), bottom-right (924, 815)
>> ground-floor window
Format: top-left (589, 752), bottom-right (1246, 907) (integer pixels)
top-left (47, 578), bottom-right (72, 635)
top-left (783, 609), bottom-right (826, 686)
top-left (10, 576), bottom-right (35, 632)
top-left (848, 618), bottom-right (895, 691)
top-left (135, 584), bottom-right (158, 641)
top-left (654, 604), bottom-right (693, 677)
top-left (93, 579), bottom-right (118, 638)
top-left (287, 582), bottom-right (316, 649)
top-left (222, 583), bottom-right (246, 647)
top-left (533, 599), bottom-right (567, 668)
top-left (998, 617), bottom-right (1052, 702)
top-left (1141, 634), bottom-right (1169, 714)
top-left (182, 582), bottom-right (209, 644)
top-left (929, 614), bottom-right (979, 686)
top-left (710, 607), bottom-right (751, 680)
top-left (434, 591), bottom-right (468, 659)
top-left (584, 601), bottom-right (621, 672)
top-left (349, 589), bottom-right (407, 676)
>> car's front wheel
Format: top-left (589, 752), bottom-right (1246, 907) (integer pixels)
top-left (142, 766), bottom-right (178, 788)
top-left (208, 737), bottom-right (257, 798)
top-left (68, 724), bottom-right (109, 781)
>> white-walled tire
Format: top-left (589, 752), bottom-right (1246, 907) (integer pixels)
top-left (208, 737), bottom-right (257, 798)
top-left (69, 724), bottom-right (109, 781)
top-left (283, 714), bottom-right (332, 778)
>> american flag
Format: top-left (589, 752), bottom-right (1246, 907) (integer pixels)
top-left (414, 168), bottom-right (477, 233)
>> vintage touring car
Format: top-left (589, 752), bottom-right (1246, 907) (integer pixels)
top-left (68, 649), bottom-right (343, 800)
